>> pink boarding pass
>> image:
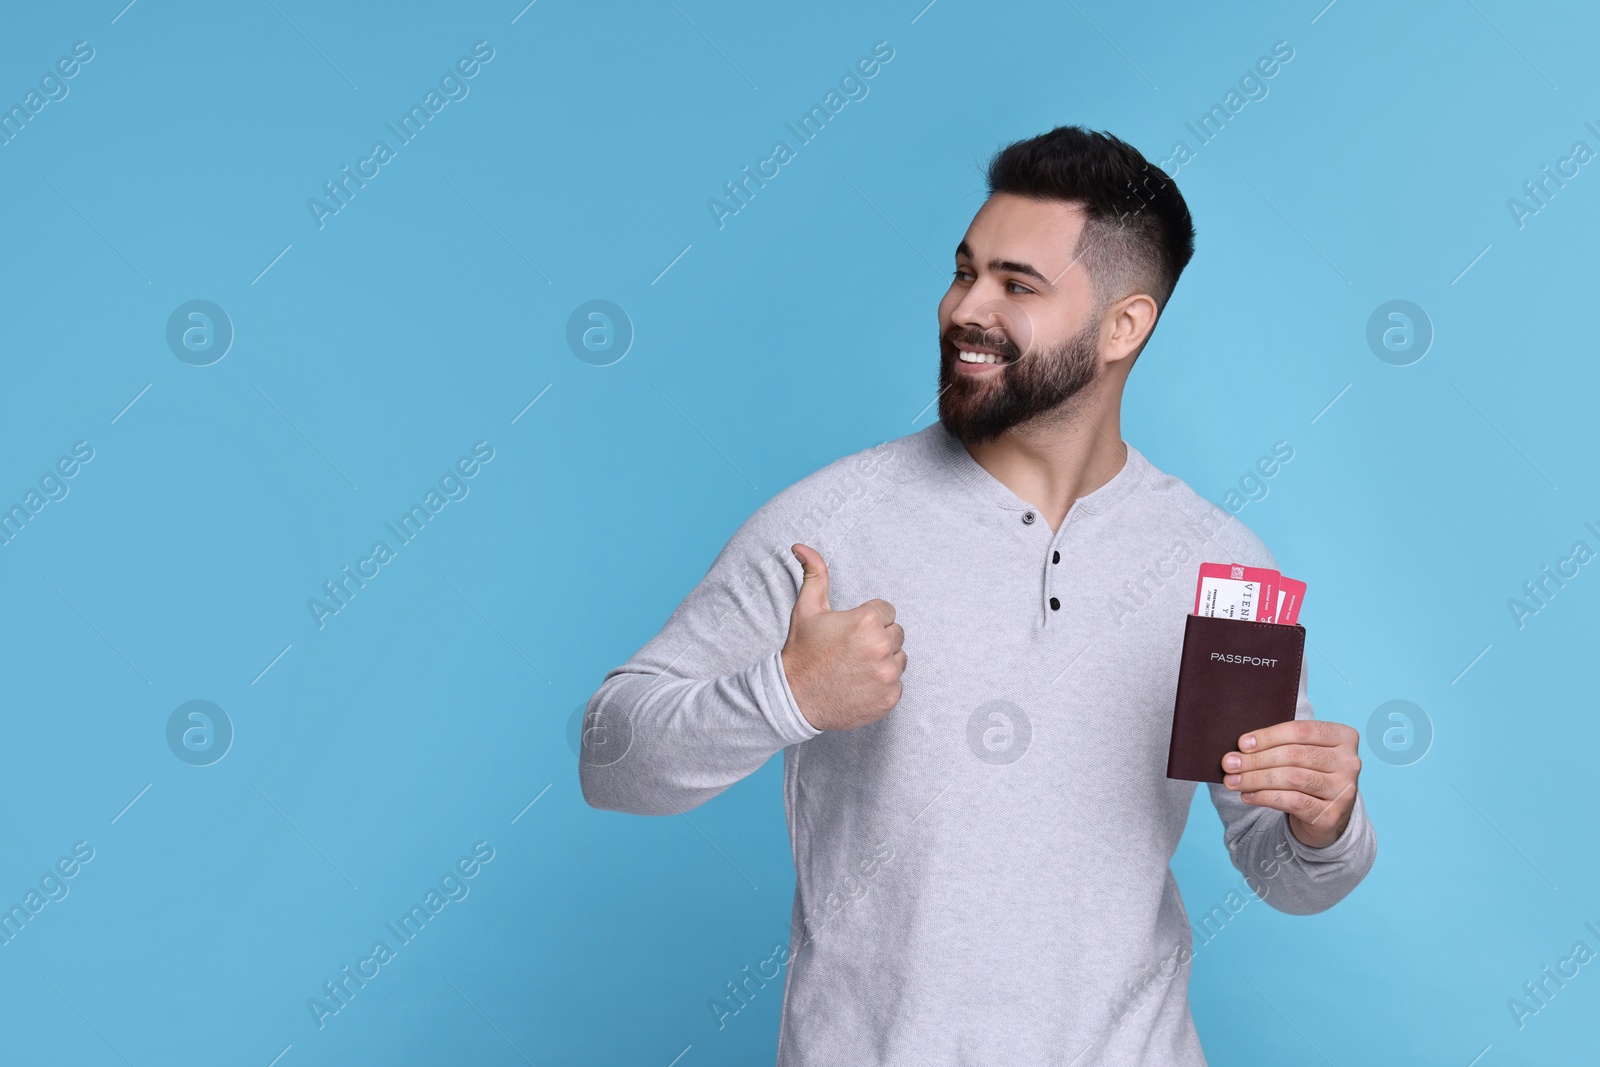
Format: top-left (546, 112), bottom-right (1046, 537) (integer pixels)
top-left (1193, 562), bottom-right (1279, 622)
top-left (1271, 576), bottom-right (1307, 625)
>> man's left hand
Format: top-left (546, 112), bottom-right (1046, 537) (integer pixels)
top-left (1222, 719), bottom-right (1361, 849)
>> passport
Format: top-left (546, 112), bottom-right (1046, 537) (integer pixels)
top-left (1165, 612), bottom-right (1306, 783)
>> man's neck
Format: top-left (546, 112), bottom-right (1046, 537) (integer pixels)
top-left (961, 403), bottom-right (1128, 533)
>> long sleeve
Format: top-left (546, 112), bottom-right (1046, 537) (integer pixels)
top-left (579, 504), bottom-right (822, 816)
top-left (1206, 646), bottom-right (1378, 914)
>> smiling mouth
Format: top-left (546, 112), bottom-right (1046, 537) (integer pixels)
top-left (955, 346), bottom-right (1011, 366)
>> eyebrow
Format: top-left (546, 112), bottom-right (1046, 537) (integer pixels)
top-left (954, 241), bottom-right (1056, 291)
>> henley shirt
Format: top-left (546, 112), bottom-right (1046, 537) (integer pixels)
top-left (581, 420), bottom-right (1377, 1066)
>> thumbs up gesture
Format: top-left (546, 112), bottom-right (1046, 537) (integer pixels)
top-left (781, 543), bottom-right (907, 731)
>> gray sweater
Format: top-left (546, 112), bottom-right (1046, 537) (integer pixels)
top-left (581, 421), bottom-right (1376, 1066)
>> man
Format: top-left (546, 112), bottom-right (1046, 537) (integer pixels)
top-left (580, 125), bottom-right (1375, 1066)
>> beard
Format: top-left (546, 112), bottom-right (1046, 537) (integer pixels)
top-left (936, 316), bottom-right (1102, 445)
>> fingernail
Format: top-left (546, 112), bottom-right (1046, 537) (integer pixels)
top-left (1223, 754), bottom-right (1240, 770)
top-left (1241, 792), bottom-right (1254, 802)
top-left (1224, 774), bottom-right (1240, 787)
top-left (1242, 735), bottom-right (1257, 751)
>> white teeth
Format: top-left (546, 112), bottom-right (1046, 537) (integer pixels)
top-left (958, 349), bottom-right (1002, 364)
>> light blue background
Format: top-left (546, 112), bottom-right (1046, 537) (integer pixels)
top-left (1, 0), bottom-right (1595, 1064)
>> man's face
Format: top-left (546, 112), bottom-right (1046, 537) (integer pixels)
top-left (937, 193), bottom-right (1105, 444)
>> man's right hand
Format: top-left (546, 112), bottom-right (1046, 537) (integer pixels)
top-left (780, 543), bottom-right (906, 731)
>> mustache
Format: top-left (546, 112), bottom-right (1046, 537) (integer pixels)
top-left (945, 326), bottom-right (1022, 361)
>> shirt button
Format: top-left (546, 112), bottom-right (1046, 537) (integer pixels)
top-left (1049, 596), bottom-right (1060, 610)
top-left (1052, 550), bottom-right (1060, 564)
top-left (1022, 511), bottom-right (1035, 524)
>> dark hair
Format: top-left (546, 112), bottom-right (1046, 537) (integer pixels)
top-left (985, 125), bottom-right (1195, 322)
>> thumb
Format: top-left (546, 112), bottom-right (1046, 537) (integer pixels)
top-left (791, 543), bottom-right (831, 617)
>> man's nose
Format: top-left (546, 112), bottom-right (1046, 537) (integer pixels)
top-left (948, 286), bottom-right (999, 329)
top-left (947, 295), bottom-right (1032, 354)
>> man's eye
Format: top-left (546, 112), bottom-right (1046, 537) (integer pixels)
top-left (952, 268), bottom-right (972, 282)
top-left (1006, 281), bottom-right (1034, 295)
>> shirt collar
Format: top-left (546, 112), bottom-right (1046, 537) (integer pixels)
top-left (926, 419), bottom-right (1148, 518)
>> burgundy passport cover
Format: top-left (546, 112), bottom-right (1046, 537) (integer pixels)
top-left (1166, 614), bottom-right (1306, 783)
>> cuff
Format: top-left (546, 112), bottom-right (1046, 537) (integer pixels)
top-left (1283, 787), bottom-right (1369, 862)
top-left (756, 647), bottom-right (822, 745)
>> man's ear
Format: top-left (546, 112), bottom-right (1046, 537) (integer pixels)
top-left (1102, 292), bottom-right (1159, 367)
